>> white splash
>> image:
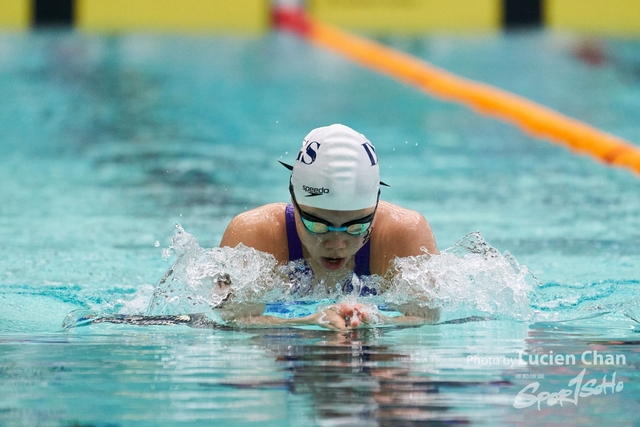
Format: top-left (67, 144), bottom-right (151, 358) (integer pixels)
top-left (147, 224), bottom-right (282, 316)
top-left (146, 226), bottom-right (536, 322)
top-left (385, 232), bottom-right (536, 321)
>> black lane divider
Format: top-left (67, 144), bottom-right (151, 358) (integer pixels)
top-left (504, 0), bottom-right (542, 28)
top-left (33, 0), bottom-right (73, 27)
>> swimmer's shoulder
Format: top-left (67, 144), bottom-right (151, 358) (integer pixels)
top-left (375, 201), bottom-right (431, 231)
top-left (370, 201), bottom-right (438, 275)
top-left (229, 203), bottom-right (288, 225)
top-left (219, 203), bottom-right (289, 262)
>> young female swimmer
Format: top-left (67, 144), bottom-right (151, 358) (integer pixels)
top-left (219, 124), bottom-right (439, 330)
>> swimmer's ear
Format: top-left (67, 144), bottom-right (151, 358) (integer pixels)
top-left (278, 160), bottom-right (294, 171)
top-left (380, 181), bottom-right (390, 187)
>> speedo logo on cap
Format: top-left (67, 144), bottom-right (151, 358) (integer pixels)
top-left (302, 185), bottom-right (329, 197)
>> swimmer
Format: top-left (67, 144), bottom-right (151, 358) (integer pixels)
top-left (219, 124), bottom-right (439, 330)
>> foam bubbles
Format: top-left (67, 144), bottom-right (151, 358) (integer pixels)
top-left (146, 226), bottom-right (536, 323)
top-left (147, 224), bottom-right (281, 317)
top-left (384, 232), bottom-right (536, 321)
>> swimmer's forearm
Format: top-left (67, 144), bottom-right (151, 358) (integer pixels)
top-left (373, 307), bottom-right (440, 327)
top-left (225, 307), bottom-right (439, 329)
top-left (377, 314), bottom-right (432, 326)
top-left (225, 314), bottom-right (316, 328)
top-left (387, 304), bottom-right (440, 324)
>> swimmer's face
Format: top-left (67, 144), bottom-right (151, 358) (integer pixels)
top-left (294, 203), bottom-right (376, 274)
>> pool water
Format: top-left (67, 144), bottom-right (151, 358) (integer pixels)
top-left (1, 29), bottom-right (640, 426)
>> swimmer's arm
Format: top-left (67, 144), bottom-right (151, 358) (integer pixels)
top-left (222, 303), bottom-right (436, 330)
top-left (222, 311), bottom-right (347, 330)
top-left (219, 300), bottom-right (362, 330)
top-left (373, 206), bottom-right (438, 266)
top-left (226, 315), bottom-right (316, 327)
top-left (371, 211), bottom-right (440, 324)
top-left (377, 275), bottom-right (441, 324)
top-left (219, 204), bottom-right (289, 261)
top-left (377, 305), bottom-right (440, 326)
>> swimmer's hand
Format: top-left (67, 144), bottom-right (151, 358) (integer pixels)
top-left (211, 273), bottom-right (233, 307)
top-left (306, 302), bottom-right (381, 331)
top-left (211, 273), bottom-right (267, 321)
top-left (224, 302), bottom-right (380, 330)
top-left (222, 301), bottom-right (436, 330)
top-left (306, 302), bottom-right (437, 330)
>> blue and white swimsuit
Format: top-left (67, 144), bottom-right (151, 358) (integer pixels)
top-left (284, 203), bottom-right (377, 297)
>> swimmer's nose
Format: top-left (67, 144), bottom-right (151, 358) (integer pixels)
top-left (324, 233), bottom-right (347, 250)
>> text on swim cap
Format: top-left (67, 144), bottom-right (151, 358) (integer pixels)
top-left (302, 185), bottom-right (330, 196)
top-left (362, 142), bottom-right (378, 166)
top-left (296, 140), bottom-right (320, 165)
top-left (296, 139), bottom-right (378, 166)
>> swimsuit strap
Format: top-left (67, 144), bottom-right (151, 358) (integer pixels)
top-left (285, 203), bottom-right (371, 276)
top-left (354, 239), bottom-right (371, 276)
top-left (285, 203), bottom-right (303, 261)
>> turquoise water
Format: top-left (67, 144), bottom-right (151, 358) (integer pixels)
top-left (1, 29), bottom-right (640, 426)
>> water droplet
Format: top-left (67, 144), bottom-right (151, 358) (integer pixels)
top-left (154, 241), bottom-right (160, 247)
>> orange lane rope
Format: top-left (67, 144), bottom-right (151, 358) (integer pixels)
top-left (274, 8), bottom-right (640, 175)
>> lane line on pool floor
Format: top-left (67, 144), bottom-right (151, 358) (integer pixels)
top-left (273, 7), bottom-right (640, 176)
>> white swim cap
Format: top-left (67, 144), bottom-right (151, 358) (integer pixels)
top-left (290, 124), bottom-right (380, 211)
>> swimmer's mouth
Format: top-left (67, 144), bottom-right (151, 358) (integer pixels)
top-left (321, 257), bottom-right (346, 271)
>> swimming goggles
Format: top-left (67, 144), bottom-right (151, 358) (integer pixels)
top-left (289, 184), bottom-right (377, 236)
